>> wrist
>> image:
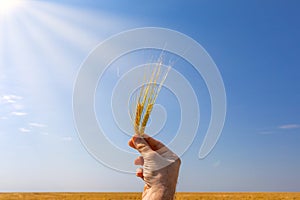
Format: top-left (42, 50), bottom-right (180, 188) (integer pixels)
top-left (143, 184), bottom-right (176, 200)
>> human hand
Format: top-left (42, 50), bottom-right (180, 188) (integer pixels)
top-left (129, 134), bottom-right (181, 200)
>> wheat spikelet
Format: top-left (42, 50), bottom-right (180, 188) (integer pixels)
top-left (140, 103), bottom-right (154, 134)
top-left (134, 103), bottom-right (143, 133)
top-left (131, 58), bottom-right (171, 136)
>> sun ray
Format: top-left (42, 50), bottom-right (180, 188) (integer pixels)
top-left (0, 0), bottom-right (136, 132)
top-left (19, 7), bottom-right (78, 90)
top-left (23, 5), bottom-right (99, 54)
top-left (0, 0), bottom-right (24, 16)
top-left (22, 1), bottom-right (132, 55)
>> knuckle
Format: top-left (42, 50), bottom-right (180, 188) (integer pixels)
top-left (136, 143), bottom-right (148, 151)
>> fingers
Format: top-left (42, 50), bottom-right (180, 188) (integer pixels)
top-left (136, 167), bottom-right (144, 179)
top-left (134, 156), bottom-right (144, 179)
top-left (128, 138), bottom-right (136, 149)
top-left (143, 134), bottom-right (166, 151)
top-left (128, 134), bottom-right (166, 151)
top-left (134, 156), bottom-right (144, 166)
top-left (128, 134), bottom-right (169, 160)
top-left (130, 135), bottom-right (153, 155)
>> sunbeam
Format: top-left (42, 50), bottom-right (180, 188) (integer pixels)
top-left (0, 0), bottom-right (134, 98)
top-left (0, 2), bottom-right (135, 187)
top-left (0, 0), bottom-right (24, 16)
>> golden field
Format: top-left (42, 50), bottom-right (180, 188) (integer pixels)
top-left (0, 193), bottom-right (299, 200)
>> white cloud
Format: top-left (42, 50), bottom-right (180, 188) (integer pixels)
top-left (19, 128), bottom-right (31, 133)
top-left (10, 112), bottom-right (28, 116)
top-left (29, 122), bottom-right (46, 128)
top-left (278, 124), bottom-right (300, 129)
top-left (258, 124), bottom-right (300, 135)
top-left (1, 94), bottom-right (23, 104)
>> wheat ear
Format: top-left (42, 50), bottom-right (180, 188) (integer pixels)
top-left (132, 60), bottom-right (170, 136)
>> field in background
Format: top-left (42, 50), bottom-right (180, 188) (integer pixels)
top-left (0, 192), bottom-right (299, 199)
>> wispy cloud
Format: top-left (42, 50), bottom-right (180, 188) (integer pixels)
top-left (29, 122), bottom-right (47, 128)
top-left (0, 95), bottom-right (23, 104)
top-left (19, 128), bottom-right (31, 133)
top-left (10, 112), bottom-right (28, 116)
top-left (259, 123), bottom-right (300, 135)
top-left (278, 124), bottom-right (300, 129)
top-left (0, 94), bottom-right (26, 119)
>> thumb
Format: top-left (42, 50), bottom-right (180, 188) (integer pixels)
top-left (132, 135), bottom-right (153, 155)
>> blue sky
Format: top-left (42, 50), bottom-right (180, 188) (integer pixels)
top-left (0, 0), bottom-right (300, 192)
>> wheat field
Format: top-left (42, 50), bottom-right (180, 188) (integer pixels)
top-left (0, 192), bottom-right (299, 200)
